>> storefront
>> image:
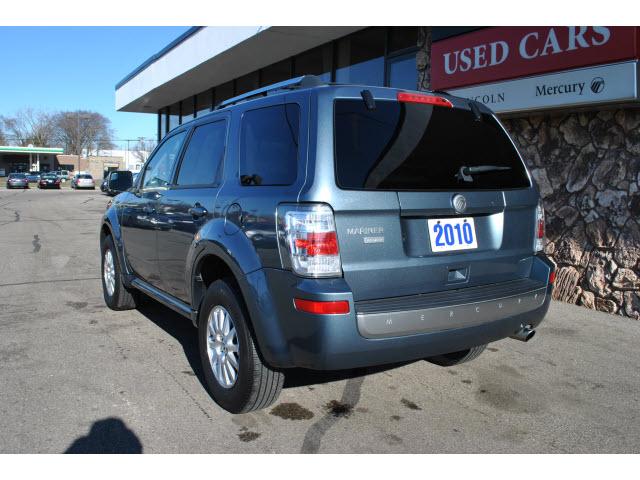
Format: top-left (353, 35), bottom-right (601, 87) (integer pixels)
top-left (116, 26), bottom-right (640, 318)
top-left (0, 145), bottom-right (64, 175)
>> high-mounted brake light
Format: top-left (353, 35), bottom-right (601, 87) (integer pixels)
top-left (534, 200), bottom-right (545, 253)
top-left (281, 204), bottom-right (342, 277)
top-left (397, 92), bottom-right (453, 108)
top-left (294, 298), bottom-right (350, 315)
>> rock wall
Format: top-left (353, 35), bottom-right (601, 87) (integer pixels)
top-left (502, 109), bottom-right (640, 319)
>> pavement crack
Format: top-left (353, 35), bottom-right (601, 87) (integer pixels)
top-left (300, 376), bottom-right (365, 454)
top-left (32, 234), bottom-right (41, 253)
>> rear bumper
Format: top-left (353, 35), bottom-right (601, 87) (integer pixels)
top-left (245, 255), bottom-right (554, 370)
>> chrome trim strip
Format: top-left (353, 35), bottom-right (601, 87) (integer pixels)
top-left (356, 287), bottom-right (547, 339)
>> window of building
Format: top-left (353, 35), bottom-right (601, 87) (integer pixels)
top-left (240, 104), bottom-right (300, 186)
top-left (176, 120), bottom-right (226, 186)
top-left (235, 71), bottom-right (259, 96)
top-left (181, 96), bottom-right (195, 124)
top-left (294, 45), bottom-right (333, 81)
top-left (387, 52), bottom-right (417, 90)
top-left (215, 81), bottom-right (235, 106)
top-left (261, 59), bottom-right (292, 86)
top-left (168, 103), bottom-right (180, 132)
top-left (336, 27), bottom-right (385, 86)
top-left (195, 89), bottom-right (213, 118)
top-left (142, 131), bottom-right (186, 190)
top-left (388, 27), bottom-right (419, 53)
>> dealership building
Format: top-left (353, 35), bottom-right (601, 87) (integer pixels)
top-left (116, 26), bottom-right (640, 318)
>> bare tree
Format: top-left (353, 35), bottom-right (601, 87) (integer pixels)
top-left (131, 137), bottom-right (156, 163)
top-left (53, 110), bottom-right (115, 156)
top-left (0, 126), bottom-right (6, 145)
top-left (0, 108), bottom-right (56, 147)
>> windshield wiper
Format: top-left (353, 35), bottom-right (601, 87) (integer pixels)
top-left (455, 165), bottom-right (512, 183)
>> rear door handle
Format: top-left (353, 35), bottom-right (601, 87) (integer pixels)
top-left (142, 205), bottom-right (155, 214)
top-left (188, 205), bottom-right (208, 218)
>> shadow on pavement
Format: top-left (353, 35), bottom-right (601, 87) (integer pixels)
top-left (65, 417), bottom-right (142, 453)
top-left (135, 295), bottom-right (415, 391)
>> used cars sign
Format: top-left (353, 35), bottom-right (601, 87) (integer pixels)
top-left (432, 26), bottom-right (640, 91)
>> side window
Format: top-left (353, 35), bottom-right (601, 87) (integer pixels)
top-left (240, 103), bottom-right (300, 186)
top-left (141, 131), bottom-right (186, 190)
top-left (176, 120), bottom-right (226, 186)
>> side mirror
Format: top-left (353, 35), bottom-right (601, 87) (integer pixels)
top-left (108, 173), bottom-right (133, 192)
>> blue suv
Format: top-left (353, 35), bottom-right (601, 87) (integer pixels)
top-left (100, 76), bottom-right (555, 413)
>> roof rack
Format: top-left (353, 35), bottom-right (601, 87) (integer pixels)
top-left (216, 75), bottom-right (325, 109)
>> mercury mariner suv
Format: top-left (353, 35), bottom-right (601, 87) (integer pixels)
top-left (99, 76), bottom-right (555, 413)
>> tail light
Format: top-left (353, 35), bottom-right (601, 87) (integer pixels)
top-left (280, 204), bottom-right (342, 277)
top-left (549, 270), bottom-right (556, 285)
top-left (534, 199), bottom-right (545, 253)
top-left (397, 92), bottom-right (453, 108)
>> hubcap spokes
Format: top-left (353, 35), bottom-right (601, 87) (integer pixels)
top-left (103, 249), bottom-right (115, 296)
top-left (206, 306), bottom-right (240, 388)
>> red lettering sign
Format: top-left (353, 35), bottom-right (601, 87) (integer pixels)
top-left (431, 26), bottom-right (640, 90)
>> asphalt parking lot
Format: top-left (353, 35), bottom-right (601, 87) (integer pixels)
top-left (1, 187), bottom-right (639, 453)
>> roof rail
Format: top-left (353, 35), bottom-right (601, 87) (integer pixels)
top-left (216, 75), bottom-right (325, 109)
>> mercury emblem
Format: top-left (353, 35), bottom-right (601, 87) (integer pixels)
top-left (452, 194), bottom-right (467, 214)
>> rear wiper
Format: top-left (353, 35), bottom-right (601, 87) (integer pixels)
top-left (455, 165), bottom-right (512, 183)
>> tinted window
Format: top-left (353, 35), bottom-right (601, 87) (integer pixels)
top-left (142, 132), bottom-right (186, 190)
top-left (240, 104), bottom-right (300, 186)
top-left (334, 99), bottom-right (530, 191)
top-left (177, 121), bottom-right (226, 186)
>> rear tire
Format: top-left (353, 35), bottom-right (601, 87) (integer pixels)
top-left (198, 279), bottom-right (284, 413)
top-left (101, 234), bottom-right (137, 310)
top-left (426, 344), bottom-right (487, 367)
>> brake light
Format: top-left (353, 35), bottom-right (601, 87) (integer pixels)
top-left (534, 200), bottom-right (545, 253)
top-left (294, 298), bottom-right (350, 315)
top-left (549, 270), bottom-right (556, 285)
top-left (281, 204), bottom-right (342, 277)
top-left (397, 92), bottom-right (453, 108)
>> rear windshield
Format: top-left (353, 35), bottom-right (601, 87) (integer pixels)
top-left (334, 99), bottom-right (530, 191)
top-left (78, 174), bottom-right (92, 179)
top-left (10, 173), bottom-right (26, 178)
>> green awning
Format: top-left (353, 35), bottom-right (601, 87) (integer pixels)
top-left (0, 146), bottom-right (64, 155)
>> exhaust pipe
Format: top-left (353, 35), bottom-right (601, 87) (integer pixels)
top-left (510, 324), bottom-right (536, 342)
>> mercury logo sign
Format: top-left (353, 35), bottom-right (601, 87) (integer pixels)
top-left (591, 77), bottom-right (605, 94)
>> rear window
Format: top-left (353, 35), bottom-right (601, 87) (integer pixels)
top-left (334, 99), bottom-right (530, 191)
top-left (78, 174), bottom-right (92, 179)
top-left (11, 173), bottom-right (26, 178)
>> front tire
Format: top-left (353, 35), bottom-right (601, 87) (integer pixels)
top-left (426, 344), bottom-right (487, 367)
top-left (101, 234), bottom-right (137, 310)
top-left (198, 279), bottom-right (284, 413)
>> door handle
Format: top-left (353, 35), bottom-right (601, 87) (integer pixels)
top-left (189, 205), bottom-right (208, 218)
top-left (142, 205), bottom-right (155, 214)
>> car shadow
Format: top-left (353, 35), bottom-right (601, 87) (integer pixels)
top-left (134, 297), bottom-right (416, 393)
top-left (64, 417), bottom-right (142, 453)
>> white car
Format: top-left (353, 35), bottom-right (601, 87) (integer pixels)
top-left (71, 174), bottom-right (96, 189)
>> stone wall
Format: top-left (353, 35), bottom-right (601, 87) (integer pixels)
top-left (502, 109), bottom-right (640, 319)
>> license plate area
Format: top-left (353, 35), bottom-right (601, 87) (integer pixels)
top-left (428, 217), bottom-right (478, 252)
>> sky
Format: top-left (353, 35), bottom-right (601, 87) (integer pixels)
top-left (0, 26), bottom-right (189, 149)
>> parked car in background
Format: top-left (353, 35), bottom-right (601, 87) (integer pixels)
top-left (104, 170), bottom-right (133, 196)
top-left (71, 174), bottom-right (96, 189)
top-left (6, 173), bottom-right (29, 189)
top-left (26, 172), bottom-right (41, 183)
top-left (38, 173), bottom-right (61, 189)
top-left (99, 77), bottom-right (555, 413)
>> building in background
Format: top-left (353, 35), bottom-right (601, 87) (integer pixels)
top-left (56, 154), bottom-right (124, 180)
top-left (0, 145), bottom-right (64, 175)
top-left (116, 26), bottom-right (640, 319)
